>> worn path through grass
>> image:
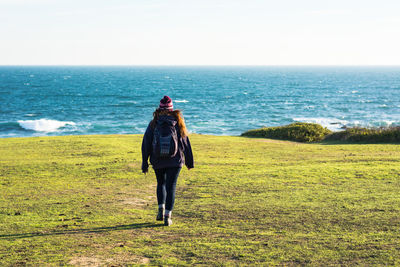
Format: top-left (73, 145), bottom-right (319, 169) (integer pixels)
top-left (0, 134), bottom-right (399, 265)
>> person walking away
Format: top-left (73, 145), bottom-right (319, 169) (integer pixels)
top-left (141, 96), bottom-right (194, 226)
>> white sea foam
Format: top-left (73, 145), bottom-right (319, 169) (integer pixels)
top-left (344, 120), bottom-right (399, 129)
top-left (293, 117), bottom-right (348, 131)
top-left (367, 120), bottom-right (398, 127)
top-left (17, 119), bottom-right (76, 132)
top-left (352, 90), bottom-right (358, 94)
top-left (294, 118), bottom-right (399, 131)
top-left (304, 105), bottom-right (315, 110)
top-left (357, 99), bottom-right (372, 103)
top-left (175, 100), bottom-right (189, 103)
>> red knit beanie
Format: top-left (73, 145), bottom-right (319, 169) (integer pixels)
top-left (159, 95), bottom-right (173, 110)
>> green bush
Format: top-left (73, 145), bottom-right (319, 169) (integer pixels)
top-left (241, 122), bottom-right (332, 142)
top-left (325, 126), bottom-right (400, 143)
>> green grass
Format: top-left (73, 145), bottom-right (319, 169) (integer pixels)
top-left (0, 134), bottom-right (399, 265)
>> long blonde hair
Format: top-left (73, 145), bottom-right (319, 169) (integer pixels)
top-left (150, 109), bottom-right (189, 138)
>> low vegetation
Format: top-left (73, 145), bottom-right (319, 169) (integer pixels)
top-left (325, 126), bottom-right (400, 143)
top-left (1, 134), bottom-right (399, 265)
top-left (242, 123), bottom-right (400, 143)
top-left (242, 122), bottom-right (332, 142)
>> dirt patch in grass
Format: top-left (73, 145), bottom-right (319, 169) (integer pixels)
top-left (119, 197), bottom-right (150, 207)
top-left (115, 185), bottom-right (156, 208)
top-left (69, 256), bottom-right (104, 266)
top-left (69, 254), bottom-right (150, 266)
top-left (125, 162), bottom-right (140, 171)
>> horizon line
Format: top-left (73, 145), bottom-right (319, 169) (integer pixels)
top-left (1, 64), bottom-right (400, 67)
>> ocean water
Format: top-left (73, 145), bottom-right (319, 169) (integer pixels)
top-left (0, 66), bottom-right (399, 138)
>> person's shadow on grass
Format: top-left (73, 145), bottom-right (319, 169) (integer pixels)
top-left (0, 223), bottom-right (164, 240)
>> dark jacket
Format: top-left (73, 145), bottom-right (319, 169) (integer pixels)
top-left (141, 115), bottom-right (194, 172)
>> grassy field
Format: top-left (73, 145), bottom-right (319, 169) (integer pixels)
top-left (0, 134), bottom-right (399, 265)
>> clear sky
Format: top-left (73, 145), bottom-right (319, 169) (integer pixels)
top-left (1, 0), bottom-right (400, 65)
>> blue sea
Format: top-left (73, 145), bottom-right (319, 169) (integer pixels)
top-left (0, 66), bottom-right (399, 138)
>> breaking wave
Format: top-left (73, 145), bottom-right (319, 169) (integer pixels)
top-left (17, 119), bottom-right (76, 132)
top-left (293, 117), bottom-right (348, 131)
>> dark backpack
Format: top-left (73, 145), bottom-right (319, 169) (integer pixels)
top-left (152, 119), bottom-right (179, 158)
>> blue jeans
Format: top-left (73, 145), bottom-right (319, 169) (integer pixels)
top-left (154, 167), bottom-right (182, 211)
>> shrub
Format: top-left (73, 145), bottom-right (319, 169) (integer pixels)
top-left (241, 122), bottom-right (332, 142)
top-left (324, 126), bottom-right (400, 143)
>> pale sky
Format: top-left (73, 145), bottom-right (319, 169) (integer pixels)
top-left (1, 0), bottom-right (400, 65)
